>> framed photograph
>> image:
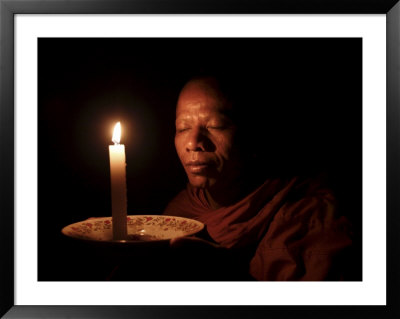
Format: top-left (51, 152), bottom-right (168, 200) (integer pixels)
top-left (1, 0), bottom-right (399, 318)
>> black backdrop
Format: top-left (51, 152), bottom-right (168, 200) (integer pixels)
top-left (38, 38), bottom-right (361, 281)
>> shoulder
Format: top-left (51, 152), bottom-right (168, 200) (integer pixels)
top-left (259, 174), bottom-right (352, 253)
top-left (250, 175), bottom-right (354, 280)
top-left (290, 173), bottom-right (335, 198)
top-left (277, 174), bottom-right (337, 220)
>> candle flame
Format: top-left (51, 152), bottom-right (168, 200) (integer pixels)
top-left (112, 122), bottom-right (121, 144)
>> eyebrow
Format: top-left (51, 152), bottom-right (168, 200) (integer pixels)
top-left (175, 115), bottom-right (236, 130)
top-left (176, 109), bottom-right (232, 119)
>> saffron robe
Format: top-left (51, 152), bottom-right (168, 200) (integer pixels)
top-left (164, 176), bottom-right (355, 281)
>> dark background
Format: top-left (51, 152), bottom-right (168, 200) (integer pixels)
top-left (38, 38), bottom-right (361, 280)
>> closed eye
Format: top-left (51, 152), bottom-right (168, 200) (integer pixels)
top-left (176, 127), bottom-right (190, 133)
top-left (207, 126), bottom-right (228, 131)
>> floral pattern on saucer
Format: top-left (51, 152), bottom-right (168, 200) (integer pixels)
top-left (62, 215), bottom-right (204, 242)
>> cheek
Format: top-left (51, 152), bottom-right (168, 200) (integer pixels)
top-left (174, 136), bottom-right (185, 160)
top-left (214, 134), bottom-right (236, 158)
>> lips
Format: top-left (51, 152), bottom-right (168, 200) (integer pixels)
top-left (185, 161), bottom-right (212, 175)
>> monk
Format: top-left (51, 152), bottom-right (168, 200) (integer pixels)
top-left (164, 75), bottom-right (356, 281)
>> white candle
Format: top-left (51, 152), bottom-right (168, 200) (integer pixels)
top-left (109, 122), bottom-right (127, 240)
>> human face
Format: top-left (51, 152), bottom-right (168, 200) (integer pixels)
top-left (175, 79), bottom-right (240, 189)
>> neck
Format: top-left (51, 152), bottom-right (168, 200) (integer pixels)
top-left (204, 173), bottom-right (262, 209)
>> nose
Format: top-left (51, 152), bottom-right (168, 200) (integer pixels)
top-left (186, 127), bottom-right (207, 152)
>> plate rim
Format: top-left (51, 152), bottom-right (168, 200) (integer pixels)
top-left (61, 214), bottom-right (205, 244)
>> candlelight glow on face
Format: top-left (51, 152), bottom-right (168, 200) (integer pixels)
top-left (112, 121), bottom-right (122, 144)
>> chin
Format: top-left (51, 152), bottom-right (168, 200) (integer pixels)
top-left (188, 175), bottom-right (214, 189)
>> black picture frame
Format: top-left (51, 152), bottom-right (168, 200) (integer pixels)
top-left (1, 0), bottom-right (399, 318)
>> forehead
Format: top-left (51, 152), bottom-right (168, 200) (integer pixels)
top-left (176, 79), bottom-right (231, 118)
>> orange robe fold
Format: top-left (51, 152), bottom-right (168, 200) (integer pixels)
top-left (164, 176), bottom-right (354, 281)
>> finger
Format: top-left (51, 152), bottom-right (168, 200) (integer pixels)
top-left (169, 236), bottom-right (196, 247)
